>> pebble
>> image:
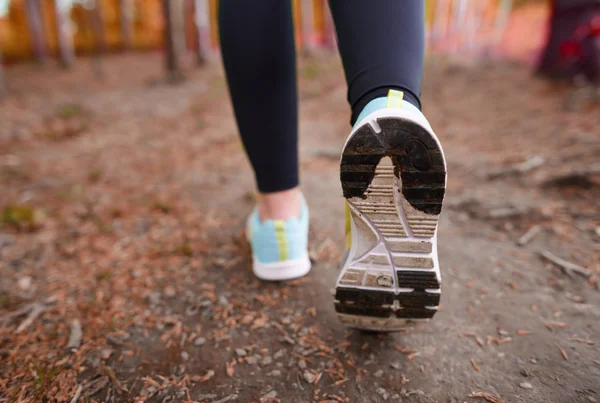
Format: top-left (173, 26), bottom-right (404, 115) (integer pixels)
top-left (530, 358), bottom-right (537, 364)
top-left (17, 276), bottom-right (32, 291)
top-left (164, 286), bottom-right (176, 298)
top-left (247, 356), bottom-right (258, 365)
top-left (260, 356), bottom-right (273, 366)
top-left (374, 369), bottom-right (384, 377)
top-left (391, 394), bottom-right (400, 400)
top-left (235, 348), bottom-right (247, 357)
top-left (390, 362), bottom-right (402, 370)
top-left (376, 387), bottom-right (390, 401)
top-left (262, 390), bottom-right (278, 399)
top-left (498, 329), bottom-right (509, 336)
top-left (181, 351), bottom-right (189, 361)
top-left (218, 296), bottom-right (229, 306)
top-left (298, 360), bottom-right (307, 369)
top-left (267, 369), bottom-right (281, 377)
top-left (274, 349), bottom-right (286, 359)
top-left (148, 292), bottom-right (161, 305)
top-left (303, 371), bottom-right (316, 383)
top-left (519, 382), bottom-right (533, 389)
top-left (194, 337), bottom-right (206, 346)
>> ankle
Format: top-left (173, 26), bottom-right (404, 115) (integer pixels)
top-left (257, 188), bottom-right (303, 221)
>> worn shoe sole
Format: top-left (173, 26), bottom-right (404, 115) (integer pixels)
top-left (335, 108), bottom-right (447, 332)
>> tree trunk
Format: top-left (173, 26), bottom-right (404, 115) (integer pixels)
top-left (537, 0), bottom-right (600, 80)
top-left (0, 50), bottom-right (7, 99)
top-left (25, 0), bottom-right (48, 63)
top-left (54, 0), bottom-right (76, 68)
top-left (163, 0), bottom-right (181, 81)
top-left (89, 0), bottom-right (107, 77)
top-left (193, 0), bottom-right (212, 65)
top-left (119, 0), bottom-right (134, 49)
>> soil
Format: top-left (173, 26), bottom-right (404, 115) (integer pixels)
top-left (0, 52), bottom-right (599, 403)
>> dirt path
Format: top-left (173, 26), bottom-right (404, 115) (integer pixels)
top-left (1, 54), bottom-right (599, 403)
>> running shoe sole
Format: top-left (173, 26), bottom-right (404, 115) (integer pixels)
top-left (335, 108), bottom-right (447, 332)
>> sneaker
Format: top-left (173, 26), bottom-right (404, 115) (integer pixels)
top-left (335, 90), bottom-right (447, 331)
top-left (246, 196), bottom-right (311, 281)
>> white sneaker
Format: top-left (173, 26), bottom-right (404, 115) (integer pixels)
top-left (335, 90), bottom-right (447, 331)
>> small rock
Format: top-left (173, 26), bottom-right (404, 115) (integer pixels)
top-left (194, 337), bottom-right (206, 346)
top-left (147, 292), bottom-right (161, 305)
top-left (391, 394), bottom-right (400, 400)
top-left (283, 336), bottom-right (295, 345)
top-left (498, 329), bottom-right (509, 336)
top-left (519, 382), bottom-right (533, 389)
top-left (376, 387), bottom-right (390, 400)
top-left (274, 349), bottom-right (286, 360)
top-left (267, 369), bottom-right (281, 376)
top-left (218, 296), bottom-right (229, 306)
top-left (181, 351), bottom-right (189, 361)
top-left (260, 356), bottom-right (273, 366)
top-left (303, 371), bottom-right (316, 383)
top-left (390, 362), bottom-right (402, 370)
top-left (520, 369), bottom-right (530, 377)
top-left (247, 356), bottom-right (258, 365)
top-left (262, 390), bottom-right (277, 399)
top-left (235, 348), bottom-right (247, 357)
top-left (0, 234), bottom-right (15, 247)
top-left (164, 286), bottom-right (176, 298)
top-left (374, 369), bottom-right (384, 377)
top-left (17, 276), bottom-right (32, 291)
top-left (298, 360), bottom-right (307, 369)
top-left (530, 358), bottom-right (537, 364)
top-left (100, 349), bottom-right (113, 360)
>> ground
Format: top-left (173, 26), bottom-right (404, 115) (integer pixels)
top-left (0, 52), bottom-right (599, 403)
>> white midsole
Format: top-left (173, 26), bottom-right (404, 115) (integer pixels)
top-left (252, 253), bottom-right (311, 281)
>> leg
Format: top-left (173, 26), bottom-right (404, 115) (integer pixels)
top-left (220, 1), bottom-right (310, 281)
top-left (328, 0), bottom-right (425, 124)
top-left (219, 0), bottom-right (301, 219)
top-left (330, 2), bottom-right (447, 330)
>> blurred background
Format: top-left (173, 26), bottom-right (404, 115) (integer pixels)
top-left (1, 1), bottom-right (599, 403)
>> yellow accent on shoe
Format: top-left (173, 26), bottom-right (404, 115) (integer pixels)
top-left (345, 201), bottom-right (352, 250)
top-left (274, 220), bottom-right (289, 261)
top-left (386, 89), bottom-right (404, 109)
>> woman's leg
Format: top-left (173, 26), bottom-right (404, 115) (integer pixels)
top-left (328, 0), bottom-right (425, 124)
top-left (219, 0), bottom-right (300, 219)
top-left (330, 2), bottom-right (447, 330)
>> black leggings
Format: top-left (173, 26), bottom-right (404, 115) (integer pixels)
top-left (219, 1), bottom-right (425, 193)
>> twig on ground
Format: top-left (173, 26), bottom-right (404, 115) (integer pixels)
top-left (517, 225), bottom-right (541, 246)
top-left (69, 385), bottom-right (83, 403)
top-left (488, 155), bottom-right (545, 179)
top-left (15, 304), bottom-right (45, 333)
top-left (540, 251), bottom-right (592, 279)
top-left (67, 319), bottom-right (83, 350)
top-left (100, 364), bottom-right (128, 393)
top-left (83, 376), bottom-right (109, 397)
top-left (470, 391), bottom-right (501, 403)
top-left (554, 343), bottom-right (568, 361)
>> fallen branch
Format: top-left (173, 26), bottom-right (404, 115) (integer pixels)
top-left (540, 251), bottom-right (593, 279)
top-left (517, 225), bottom-right (541, 246)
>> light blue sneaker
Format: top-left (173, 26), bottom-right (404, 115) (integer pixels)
top-left (246, 196), bottom-right (311, 281)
